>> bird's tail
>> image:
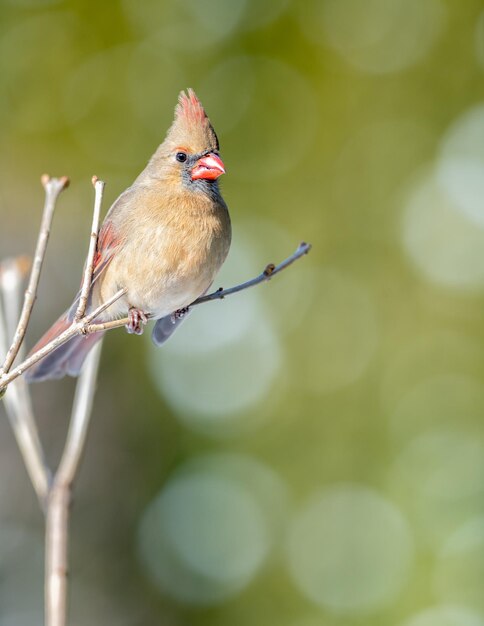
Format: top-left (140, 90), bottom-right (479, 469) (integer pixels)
top-left (25, 312), bottom-right (104, 382)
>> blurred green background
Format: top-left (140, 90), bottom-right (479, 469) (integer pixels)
top-left (2, 0), bottom-right (484, 624)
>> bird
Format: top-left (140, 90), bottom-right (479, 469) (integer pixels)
top-left (26, 89), bottom-right (231, 381)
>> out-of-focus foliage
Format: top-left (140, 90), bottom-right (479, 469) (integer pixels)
top-left (1, 1), bottom-right (484, 624)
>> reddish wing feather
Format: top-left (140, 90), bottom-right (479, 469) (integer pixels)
top-left (93, 220), bottom-right (118, 279)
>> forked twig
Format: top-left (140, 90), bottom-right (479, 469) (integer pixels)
top-left (0, 287), bottom-right (126, 392)
top-left (0, 176), bottom-right (110, 626)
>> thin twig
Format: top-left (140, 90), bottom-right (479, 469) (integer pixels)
top-left (192, 241), bottom-right (312, 306)
top-left (85, 242), bottom-right (312, 332)
top-left (1, 176), bottom-right (69, 376)
top-left (45, 339), bottom-right (103, 626)
top-left (0, 258), bottom-right (50, 505)
top-left (0, 242), bottom-right (310, 390)
top-left (75, 177), bottom-right (104, 321)
top-left (0, 288), bottom-right (126, 392)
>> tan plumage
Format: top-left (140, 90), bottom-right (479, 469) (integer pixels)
top-left (27, 89), bottom-right (231, 381)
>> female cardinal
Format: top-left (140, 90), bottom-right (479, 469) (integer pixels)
top-left (26, 89), bottom-right (231, 381)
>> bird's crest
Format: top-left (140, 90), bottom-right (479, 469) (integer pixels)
top-left (175, 89), bottom-right (208, 125)
top-left (166, 89), bottom-right (219, 153)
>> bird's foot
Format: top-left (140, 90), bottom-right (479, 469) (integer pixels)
top-left (171, 306), bottom-right (190, 324)
top-left (126, 307), bottom-right (148, 335)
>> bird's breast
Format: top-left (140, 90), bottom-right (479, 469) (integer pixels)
top-left (99, 200), bottom-right (231, 318)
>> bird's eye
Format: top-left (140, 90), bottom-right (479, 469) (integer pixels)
top-left (176, 152), bottom-right (187, 163)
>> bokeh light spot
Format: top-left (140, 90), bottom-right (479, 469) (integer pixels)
top-left (435, 517), bottom-right (484, 611)
top-left (137, 454), bottom-right (285, 605)
top-left (402, 169), bottom-right (484, 291)
top-left (436, 157), bottom-right (484, 228)
top-left (437, 105), bottom-right (484, 227)
top-left (401, 605), bottom-right (484, 626)
top-left (149, 320), bottom-right (281, 434)
top-left (439, 105), bottom-right (484, 162)
top-left (286, 484), bottom-right (413, 614)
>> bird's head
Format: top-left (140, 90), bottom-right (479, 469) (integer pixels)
top-left (149, 89), bottom-right (225, 191)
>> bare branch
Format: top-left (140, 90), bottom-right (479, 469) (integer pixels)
top-left (1, 176), bottom-right (69, 376)
top-left (0, 288), bottom-right (126, 392)
top-left (0, 242), bottom-right (310, 392)
top-left (0, 258), bottom-right (50, 505)
top-left (192, 241), bottom-right (312, 306)
top-left (74, 177), bottom-right (104, 321)
top-left (85, 241), bottom-right (312, 332)
top-left (45, 340), bottom-right (103, 626)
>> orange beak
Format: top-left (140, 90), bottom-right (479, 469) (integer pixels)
top-left (191, 153), bottom-right (226, 181)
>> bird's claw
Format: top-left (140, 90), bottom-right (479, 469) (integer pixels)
top-left (171, 306), bottom-right (189, 324)
top-left (126, 307), bottom-right (148, 335)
